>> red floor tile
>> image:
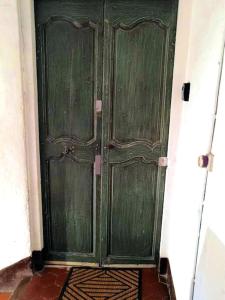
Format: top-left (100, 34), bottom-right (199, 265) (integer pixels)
top-left (0, 293), bottom-right (12, 300)
top-left (18, 267), bottom-right (69, 300)
top-left (142, 269), bottom-right (169, 300)
top-left (15, 267), bottom-right (169, 300)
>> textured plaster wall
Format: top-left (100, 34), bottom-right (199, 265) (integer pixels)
top-left (161, 0), bottom-right (225, 299)
top-left (0, 0), bottom-right (31, 270)
top-left (194, 49), bottom-right (225, 300)
top-left (1, 5), bottom-right (225, 300)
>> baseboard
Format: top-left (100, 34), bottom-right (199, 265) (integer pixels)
top-left (159, 257), bottom-right (176, 300)
top-left (31, 249), bottom-right (44, 272)
top-left (0, 257), bottom-right (32, 292)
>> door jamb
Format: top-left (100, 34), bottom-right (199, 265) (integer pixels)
top-left (19, 0), bottom-right (44, 252)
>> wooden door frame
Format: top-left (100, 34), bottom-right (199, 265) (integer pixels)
top-left (19, 0), bottom-right (193, 262)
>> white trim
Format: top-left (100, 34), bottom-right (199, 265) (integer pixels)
top-left (19, 0), bottom-right (43, 251)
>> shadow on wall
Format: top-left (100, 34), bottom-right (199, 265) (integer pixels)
top-left (194, 229), bottom-right (225, 300)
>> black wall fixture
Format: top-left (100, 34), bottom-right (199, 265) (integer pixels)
top-left (182, 82), bottom-right (191, 102)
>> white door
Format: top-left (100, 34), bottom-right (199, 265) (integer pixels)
top-left (193, 49), bottom-right (225, 300)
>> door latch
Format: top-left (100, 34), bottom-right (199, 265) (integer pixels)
top-left (96, 100), bottom-right (102, 113)
top-left (159, 157), bottom-right (168, 167)
top-left (62, 145), bottom-right (75, 155)
top-left (95, 155), bottom-right (101, 175)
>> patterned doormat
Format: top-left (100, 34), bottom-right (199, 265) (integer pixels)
top-left (59, 268), bottom-right (141, 300)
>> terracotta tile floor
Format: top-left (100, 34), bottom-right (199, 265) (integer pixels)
top-left (8, 267), bottom-right (169, 300)
top-left (142, 269), bottom-right (169, 300)
top-left (0, 293), bottom-right (12, 300)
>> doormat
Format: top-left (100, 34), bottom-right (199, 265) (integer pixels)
top-left (59, 268), bottom-right (141, 300)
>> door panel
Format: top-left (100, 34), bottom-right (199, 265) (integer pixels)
top-left (109, 161), bottom-right (158, 257)
top-left (49, 159), bottom-right (93, 253)
top-left (46, 20), bottom-right (95, 140)
top-left (35, 0), bottom-right (103, 263)
top-left (113, 21), bottom-right (167, 142)
top-left (101, 0), bottom-right (178, 265)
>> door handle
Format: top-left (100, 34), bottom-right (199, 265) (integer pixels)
top-left (198, 153), bottom-right (214, 171)
top-left (62, 145), bottom-right (75, 155)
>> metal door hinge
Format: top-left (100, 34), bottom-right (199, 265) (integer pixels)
top-left (95, 155), bottom-right (101, 175)
top-left (96, 100), bottom-right (102, 113)
top-left (159, 157), bottom-right (168, 167)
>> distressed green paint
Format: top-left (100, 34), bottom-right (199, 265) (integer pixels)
top-left (101, 0), bottom-right (178, 265)
top-left (49, 159), bottom-right (93, 253)
top-left (35, 0), bottom-right (103, 263)
top-left (113, 22), bottom-right (166, 142)
top-left (46, 21), bottom-right (95, 140)
top-left (35, 0), bottom-right (178, 265)
top-left (110, 161), bottom-right (158, 257)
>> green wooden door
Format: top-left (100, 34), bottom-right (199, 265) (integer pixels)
top-left (101, 0), bottom-right (178, 265)
top-left (35, 0), bottom-right (103, 263)
top-left (35, 0), bottom-right (178, 265)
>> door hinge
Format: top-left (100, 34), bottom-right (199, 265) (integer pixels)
top-left (159, 157), bottom-right (168, 167)
top-left (96, 100), bottom-right (102, 113)
top-left (95, 155), bottom-right (101, 175)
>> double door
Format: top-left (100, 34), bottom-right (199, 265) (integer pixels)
top-left (35, 0), bottom-right (178, 266)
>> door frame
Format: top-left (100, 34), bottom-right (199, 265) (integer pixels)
top-left (192, 42), bottom-right (225, 299)
top-left (19, 0), bottom-right (193, 262)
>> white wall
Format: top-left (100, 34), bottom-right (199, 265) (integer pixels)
top-left (161, 0), bottom-right (225, 299)
top-left (193, 48), bottom-right (225, 300)
top-left (0, 0), bottom-right (43, 270)
top-left (0, 0), bottom-right (31, 270)
top-left (160, 0), bottom-right (195, 258)
top-left (1, 5), bottom-right (224, 300)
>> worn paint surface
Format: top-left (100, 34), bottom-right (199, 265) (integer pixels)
top-left (35, 0), bottom-right (103, 263)
top-left (35, 0), bottom-right (178, 265)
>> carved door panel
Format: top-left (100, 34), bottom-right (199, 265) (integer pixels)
top-left (35, 0), bottom-right (103, 263)
top-left (101, 0), bottom-right (178, 265)
top-left (35, 0), bottom-right (178, 265)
